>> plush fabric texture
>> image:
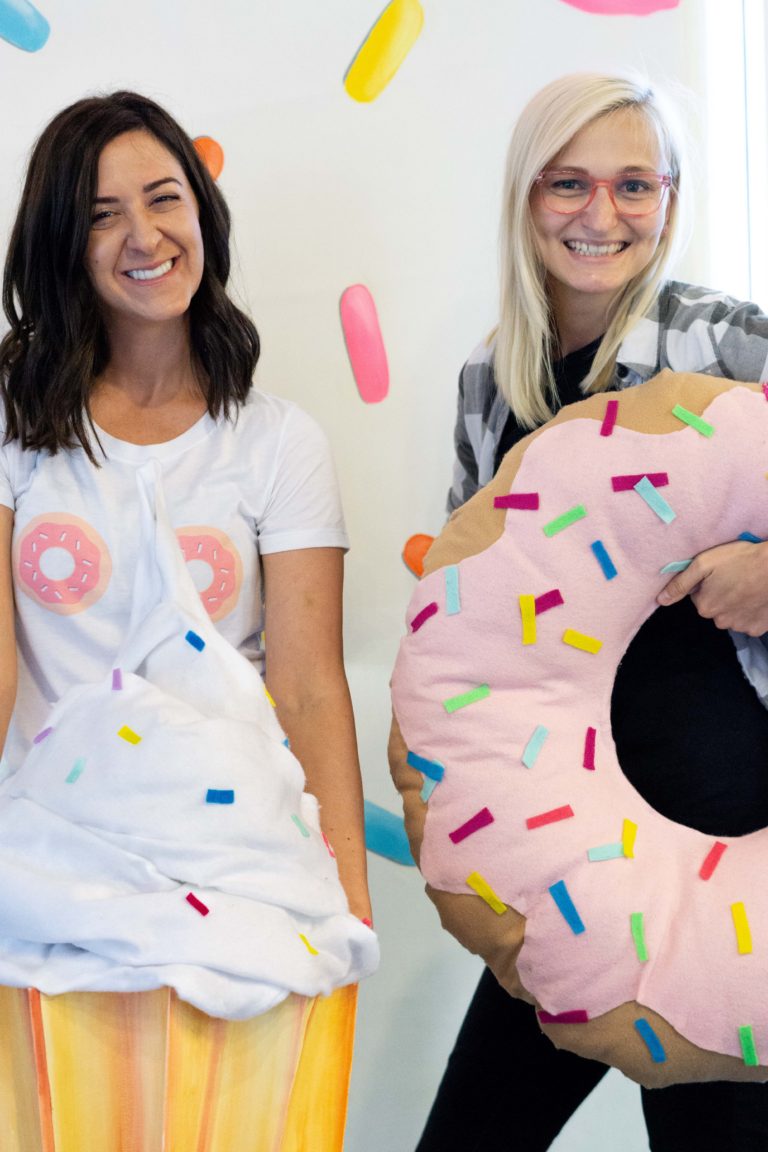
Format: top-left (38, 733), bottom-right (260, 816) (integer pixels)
top-left (390, 371), bottom-right (768, 1087)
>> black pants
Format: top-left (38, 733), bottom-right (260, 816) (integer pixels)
top-left (415, 968), bottom-right (768, 1152)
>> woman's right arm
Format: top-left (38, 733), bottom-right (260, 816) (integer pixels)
top-left (0, 506), bottom-right (16, 757)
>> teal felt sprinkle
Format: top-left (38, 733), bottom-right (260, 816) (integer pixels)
top-left (420, 777), bottom-right (438, 803)
top-left (659, 559), bottom-right (692, 575)
top-left (740, 1025), bottom-right (759, 1067)
top-left (66, 758), bottom-right (86, 784)
top-left (634, 476), bottom-right (676, 523)
top-left (587, 842), bottom-right (624, 862)
top-left (672, 404), bottom-right (714, 437)
top-left (206, 789), bottom-right (235, 805)
top-left (443, 684), bottom-right (490, 714)
top-left (543, 505), bottom-right (587, 537)
top-left (185, 630), bottom-right (206, 652)
top-left (522, 725), bottom-right (549, 769)
top-left (445, 565), bottom-right (461, 615)
top-left (291, 813), bottom-right (311, 838)
top-left (635, 1018), bottom-right (666, 1063)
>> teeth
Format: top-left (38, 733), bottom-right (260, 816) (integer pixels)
top-left (565, 241), bottom-right (626, 256)
top-left (126, 259), bottom-right (174, 281)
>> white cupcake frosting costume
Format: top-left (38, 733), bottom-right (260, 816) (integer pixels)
top-left (392, 382), bottom-right (768, 1069)
top-left (0, 463), bottom-right (378, 1019)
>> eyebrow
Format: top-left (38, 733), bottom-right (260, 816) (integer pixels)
top-left (92, 177), bottom-right (182, 203)
top-left (548, 165), bottom-right (660, 174)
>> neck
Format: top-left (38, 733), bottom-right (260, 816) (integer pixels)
top-left (95, 315), bottom-right (202, 406)
top-left (549, 282), bottom-right (613, 357)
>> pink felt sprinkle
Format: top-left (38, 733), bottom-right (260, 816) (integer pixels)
top-left (699, 841), bottom-right (728, 881)
top-left (322, 832), bottom-right (336, 858)
top-left (526, 805), bottom-right (575, 830)
top-left (411, 602), bottom-right (438, 632)
top-left (33, 727), bottom-right (53, 745)
top-left (583, 727), bottom-right (596, 770)
top-left (111, 668), bottom-right (123, 691)
top-left (762, 382), bottom-right (768, 402)
top-left (611, 472), bottom-right (669, 491)
top-left (449, 807), bottom-right (494, 844)
top-left (537, 1009), bottom-right (589, 1025)
top-left (493, 493), bottom-right (539, 510)
top-left (186, 893), bottom-right (210, 916)
top-left (535, 589), bottom-right (564, 614)
top-left (600, 399), bottom-right (619, 436)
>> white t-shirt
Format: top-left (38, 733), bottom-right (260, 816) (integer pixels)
top-left (0, 388), bottom-right (348, 771)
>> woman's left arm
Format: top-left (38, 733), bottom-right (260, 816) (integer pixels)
top-left (657, 539), bottom-right (768, 635)
top-left (262, 545), bottom-right (371, 922)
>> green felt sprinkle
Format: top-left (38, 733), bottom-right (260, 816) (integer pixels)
top-left (631, 912), bottom-right (648, 962)
top-left (542, 505), bottom-right (587, 537)
top-left (443, 684), bottom-right (491, 714)
top-left (672, 404), bottom-right (714, 437)
top-left (739, 1025), bottom-right (759, 1066)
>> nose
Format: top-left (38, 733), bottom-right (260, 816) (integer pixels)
top-left (579, 184), bottom-right (620, 231)
top-left (125, 209), bottom-right (162, 254)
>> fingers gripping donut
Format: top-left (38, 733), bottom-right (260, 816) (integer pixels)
top-left (390, 371), bottom-right (768, 1088)
top-left (176, 526), bottom-right (242, 623)
top-left (15, 514), bottom-right (112, 615)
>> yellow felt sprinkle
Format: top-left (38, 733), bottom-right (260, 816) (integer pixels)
top-left (117, 725), bottom-right (141, 745)
top-left (732, 902), bottom-right (753, 955)
top-left (622, 819), bottom-right (638, 859)
top-left (519, 594), bottom-right (537, 645)
top-left (466, 871), bottom-right (507, 915)
top-left (299, 933), bottom-right (319, 956)
top-left (264, 687), bottom-right (276, 708)
top-left (562, 629), bottom-right (602, 654)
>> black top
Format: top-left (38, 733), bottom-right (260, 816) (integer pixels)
top-left (494, 343), bottom-right (768, 837)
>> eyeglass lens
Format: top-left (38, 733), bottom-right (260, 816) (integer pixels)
top-left (539, 172), bottom-right (667, 215)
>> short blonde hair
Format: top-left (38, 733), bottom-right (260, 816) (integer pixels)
top-left (494, 72), bottom-right (690, 427)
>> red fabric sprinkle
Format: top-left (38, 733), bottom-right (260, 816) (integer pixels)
top-left (186, 893), bottom-right (210, 916)
top-left (411, 602), bottom-right (438, 632)
top-left (611, 472), bottom-right (669, 491)
top-left (535, 589), bottom-right (564, 614)
top-left (537, 1009), bottom-right (589, 1025)
top-left (493, 493), bottom-right (539, 510)
top-left (449, 807), bottom-right (494, 844)
top-left (699, 841), bottom-right (728, 881)
top-left (583, 727), bottom-right (596, 770)
top-left (526, 805), bottom-right (575, 830)
top-left (600, 399), bottom-right (619, 437)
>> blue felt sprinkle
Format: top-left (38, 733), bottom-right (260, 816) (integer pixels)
top-left (185, 630), bottom-right (206, 652)
top-left (739, 532), bottom-right (764, 544)
top-left (635, 1018), bottom-right (667, 1063)
top-left (522, 725), bottom-right (549, 769)
top-left (590, 540), bottom-right (618, 580)
top-left (549, 880), bottom-right (585, 934)
top-left (406, 750), bottom-right (445, 782)
top-left (206, 789), bottom-right (235, 805)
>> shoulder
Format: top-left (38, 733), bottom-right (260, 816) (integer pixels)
top-left (653, 280), bottom-right (766, 328)
top-left (458, 337), bottom-right (498, 411)
top-left (228, 388), bottom-right (332, 453)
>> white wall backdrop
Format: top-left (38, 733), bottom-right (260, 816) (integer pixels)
top-left (0, 2), bottom-right (745, 1149)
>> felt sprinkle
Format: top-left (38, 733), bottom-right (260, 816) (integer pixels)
top-left (420, 778), bottom-right (438, 802)
top-left (622, 819), bottom-right (638, 858)
top-left (537, 1009), bottom-right (589, 1025)
top-left (444, 684), bottom-right (490, 714)
top-left (264, 687), bottom-right (277, 708)
top-left (33, 727), bottom-right (53, 745)
top-left (522, 725), bottom-right (549, 768)
top-left (732, 902), bottom-right (753, 954)
top-left (549, 880), bottom-right (585, 934)
top-left (444, 565), bottom-right (461, 615)
top-left (600, 398), bottom-right (619, 436)
top-left (563, 629), bottom-right (602, 654)
top-left (699, 841), bottom-right (728, 881)
top-left (590, 540), bottom-right (617, 580)
top-left (66, 758), bottom-right (86, 784)
top-left (526, 805), bottom-right (574, 830)
top-left (763, 382), bottom-right (768, 403)
top-left (322, 832), bottom-right (336, 858)
top-left (631, 912), bottom-right (649, 962)
top-left (185, 630), bottom-right (206, 652)
top-left (291, 814), bottom-right (311, 838)
top-left (672, 404), bottom-right (714, 437)
top-left (411, 601), bottom-right (438, 632)
top-left (519, 594), bottom-right (537, 645)
top-left (206, 789), bottom-right (235, 805)
top-left (583, 727), bottom-right (596, 770)
top-left (738, 532), bottom-right (764, 544)
top-left (466, 871), bottom-right (507, 915)
top-left (111, 668), bottom-right (123, 691)
top-left (740, 1025), bottom-right (760, 1067)
top-left (611, 472), bottom-right (669, 491)
top-left (587, 843), bottom-right (624, 862)
top-left (494, 492), bottom-right (539, 510)
top-left (406, 750), bottom-right (445, 782)
top-left (634, 1019), bottom-right (666, 1063)
top-left (659, 559), bottom-right (692, 575)
top-left (535, 589), bottom-right (564, 614)
top-left (449, 807), bottom-right (494, 843)
top-left (634, 476), bottom-right (676, 523)
top-left (543, 505), bottom-right (587, 537)
top-left (117, 725), bottom-right (141, 745)
top-left (186, 893), bottom-right (210, 916)
top-left (299, 933), bottom-right (319, 956)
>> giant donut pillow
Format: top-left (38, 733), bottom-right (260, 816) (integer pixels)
top-left (389, 370), bottom-right (768, 1088)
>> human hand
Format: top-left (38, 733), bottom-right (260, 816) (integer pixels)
top-left (656, 540), bottom-right (768, 636)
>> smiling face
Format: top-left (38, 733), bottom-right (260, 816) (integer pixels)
top-left (85, 130), bottom-right (204, 335)
top-left (530, 107), bottom-right (671, 327)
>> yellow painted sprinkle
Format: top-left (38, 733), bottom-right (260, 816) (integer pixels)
top-left (264, 687), bottom-right (277, 708)
top-left (299, 933), bottom-right (319, 956)
top-left (117, 725), bottom-right (142, 745)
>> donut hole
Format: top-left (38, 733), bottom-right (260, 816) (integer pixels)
top-left (611, 598), bottom-right (768, 837)
top-left (186, 558), bottom-right (215, 595)
top-left (38, 546), bottom-right (76, 582)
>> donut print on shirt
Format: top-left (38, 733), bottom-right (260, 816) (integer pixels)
top-left (176, 526), bottom-right (243, 622)
top-left (14, 513), bottom-right (113, 615)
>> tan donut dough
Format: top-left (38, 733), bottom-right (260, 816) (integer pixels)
top-left (390, 370), bottom-right (768, 1089)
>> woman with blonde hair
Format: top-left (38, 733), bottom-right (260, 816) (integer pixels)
top-left (425, 72), bottom-right (768, 1152)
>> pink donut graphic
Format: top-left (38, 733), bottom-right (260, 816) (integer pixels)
top-left (15, 513), bottom-right (112, 615)
top-left (176, 526), bottom-right (243, 622)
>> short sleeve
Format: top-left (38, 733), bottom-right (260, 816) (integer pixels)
top-left (257, 404), bottom-right (349, 554)
top-left (0, 433), bottom-right (18, 511)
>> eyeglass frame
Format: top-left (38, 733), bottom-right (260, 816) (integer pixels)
top-left (532, 169), bottom-right (673, 217)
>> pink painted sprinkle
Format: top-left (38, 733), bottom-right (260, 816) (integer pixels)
top-left (112, 668), bottom-right (123, 691)
top-left (186, 893), bottom-right (210, 916)
top-left (526, 805), bottom-right (575, 830)
top-left (583, 727), bottom-right (596, 770)
top-left (699, 841), bottom-right (728, 881)
top-left (537, 1009), bottom-right (589, 1025)
top-left (322, 832), bottom-right (336, 858)
top-left (411, 602), bottom-right (438, 632)
top-left (493, 492), bottom-right (539, 510)
top-left (449, 807), bottom-right (494, 844)
top-left (535, 589), bottom-right (564, 614)
top-left (600, 399), bottom-right (619, 437)
top-left (611, 472), bottom-right (669, 491)
top-left (33, 727), bottom-right (53, 745)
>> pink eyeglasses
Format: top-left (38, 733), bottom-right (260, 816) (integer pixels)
top-left (534, 169), bottom-right (672, 216)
